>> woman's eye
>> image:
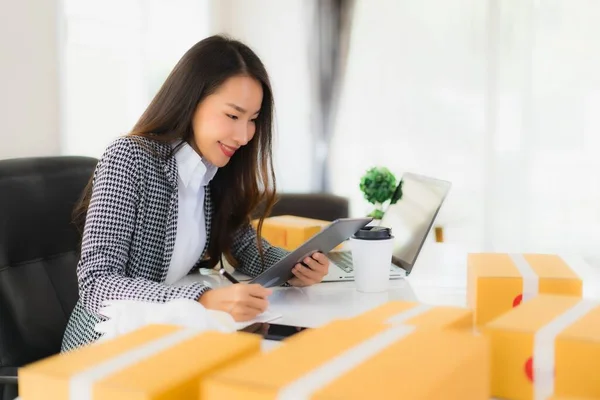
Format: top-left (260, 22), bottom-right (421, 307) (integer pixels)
top-left (250, 118), bottom-right (257, 123)
top-left (227, 114), bottom-right (239, 121)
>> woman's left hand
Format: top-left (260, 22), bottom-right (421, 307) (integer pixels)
top-left (288, 252), bottom-right (330, 287)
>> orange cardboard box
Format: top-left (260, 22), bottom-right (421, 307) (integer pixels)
top-left (345, 300), bottom-right (473, 331)
top-left (253, 215), bottom-right (330, 250)
top-left (19, 325), bottom-right (261, 400)
top-left (468, 253), bottom-right (582, 326)
top-left (481, 295), bottom-right (600, 400)
top-left (202, 320), bottom-right (490, 399)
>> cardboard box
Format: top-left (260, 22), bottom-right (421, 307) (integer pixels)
top-left (481, 295), bottom-right (600, 400)
top-left (345, 300), bottom-right (473, 331)
top-left (468, 253), bottom-right (582, 326)
top-left (19, 325), bottom-right (261, 400)
top-left (252, 215), bottom-right (330, 250)
top-left (202, 320), bottom-right (490, 399)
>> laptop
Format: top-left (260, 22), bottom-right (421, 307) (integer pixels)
top-left (324, 172), bottom-right (451, 282)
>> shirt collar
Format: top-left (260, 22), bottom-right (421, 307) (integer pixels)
top-left (172, 141), bottom-right (218, 192)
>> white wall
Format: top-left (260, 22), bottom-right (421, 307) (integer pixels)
top-left (211, 0), bottom-right (314, 193)
top-left (0, 0), bottom-right (60, 159)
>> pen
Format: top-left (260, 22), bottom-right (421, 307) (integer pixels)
top-left (219, 267), bottom-right (240, 284)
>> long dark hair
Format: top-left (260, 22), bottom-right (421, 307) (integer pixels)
top-left (74, 35), bottom-right (277, 268)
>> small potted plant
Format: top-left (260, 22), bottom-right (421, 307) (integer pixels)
top-left (359, 166), bottom-right (403, 221)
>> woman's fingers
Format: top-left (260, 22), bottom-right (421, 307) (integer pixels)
top-left (292, 263), bottom-right (319, 283)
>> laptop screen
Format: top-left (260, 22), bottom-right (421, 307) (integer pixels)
top-left (380, 173), bottom-right (451, 269)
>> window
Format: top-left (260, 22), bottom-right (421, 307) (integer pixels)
top-left (331, 0), bottom-right (600, 259)
top-left (60, 0), bottom-right (210, 158)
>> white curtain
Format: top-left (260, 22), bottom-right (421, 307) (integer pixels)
top-left (307, 0), bottom-right (355, 192)
top-left (331, 0), bottom-right (600, 260)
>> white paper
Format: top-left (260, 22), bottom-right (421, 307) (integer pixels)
top-left (235, 309), bottom-right (282, 330)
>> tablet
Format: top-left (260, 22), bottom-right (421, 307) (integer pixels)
top-left (249, 217), bottom-right (372, 287)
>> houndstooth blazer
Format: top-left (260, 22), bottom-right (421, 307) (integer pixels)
top-left (61, 136), bottom-right (288, 351)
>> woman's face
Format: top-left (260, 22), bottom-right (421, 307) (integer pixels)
top-left (191, 75), bottom-right (263, 167)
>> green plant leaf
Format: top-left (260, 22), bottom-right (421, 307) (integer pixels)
top-left (359, 166), bottom-right (397, 205)
top-left (368, 209), bottom-right (385, 219)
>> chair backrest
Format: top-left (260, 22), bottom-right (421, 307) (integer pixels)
top-left (0, 156), bottom-right (97, 368)
top-left (254, 193), bottom-right (349, 222)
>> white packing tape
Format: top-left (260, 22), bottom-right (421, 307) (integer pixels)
top-left (70, 328), bottom-right (199, 400)
top-left (558, 254), bottom-right (599, 298)
top-left (509, 254), bottom-right (539, 301)
top-left (533, 300), bottom-right (597, 400)
top-left (385, 303), bottom-right (434, 325)
top-left (277, 325), bottom-right (416, 400)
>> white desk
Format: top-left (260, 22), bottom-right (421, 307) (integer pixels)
top-left (178, 243), bottom-right (600, 330)
top-left (173, 243), bottom-right (470, 353)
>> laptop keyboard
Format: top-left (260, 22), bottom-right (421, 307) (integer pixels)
top-left (327, 252), bottom-right (355, 273)
top-left (328, 251), bottom-right (403, 275)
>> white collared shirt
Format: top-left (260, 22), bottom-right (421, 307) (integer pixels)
top-left (165, 141), bottom-right (218, 285)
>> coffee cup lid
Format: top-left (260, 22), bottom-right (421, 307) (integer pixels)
top-left (352, 226), bottom-right (393, 240)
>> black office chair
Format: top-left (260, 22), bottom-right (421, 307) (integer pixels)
top-left (253, 193), bottom-right (350, 221)
top-left (0, 156), bottom-right (97, 400)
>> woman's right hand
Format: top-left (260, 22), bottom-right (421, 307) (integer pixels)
top-left (198, 284), bottom-right (272, 322)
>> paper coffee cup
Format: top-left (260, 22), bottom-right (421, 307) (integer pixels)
top-left (350, 226), bottom-right (394, 293)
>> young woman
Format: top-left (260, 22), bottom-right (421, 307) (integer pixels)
top-left (61, 35), bottom-right (330, 351)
